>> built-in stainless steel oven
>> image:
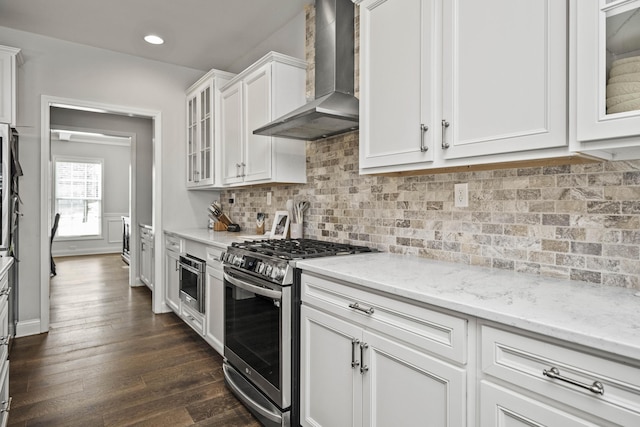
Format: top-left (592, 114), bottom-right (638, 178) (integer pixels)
top-left (178, 254), bottom-right (206, 313)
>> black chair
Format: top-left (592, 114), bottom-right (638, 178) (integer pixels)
top-left (50, 213), bottom-right (60, 276)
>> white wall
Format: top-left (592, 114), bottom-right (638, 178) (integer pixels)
top-left (0, 10), bottom-right (305, 334)
top-left (50, 107), bottom-right (154, 225)
top-left (228, 10), bottom-right (305, 73)
top-left (50, 137), bottom-right (129, 256)
top-left (0, 26), bottom-right (205, 332)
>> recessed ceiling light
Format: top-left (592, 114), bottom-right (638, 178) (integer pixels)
top-left (144, 35), bottom-right (164, 45)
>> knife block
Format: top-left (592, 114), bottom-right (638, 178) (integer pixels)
top-left (213, 221), bottom-right (228, 231)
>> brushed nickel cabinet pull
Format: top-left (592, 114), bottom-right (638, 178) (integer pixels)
top-left (420, 124), bottom-right (429, 152)
top-left (441, 120), bottom-right (450, 149)
top-left (543, 367), bottom-right (604, 395)
top-left (349, 302), bottom-right (374, 315)
top-left (360, 343), bottom-right (369, 374)
top-left (351, 338), bottom-right (360, 368)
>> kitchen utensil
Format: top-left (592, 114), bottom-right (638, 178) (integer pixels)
top-left (286, 199), bottom-right (294, 221)
top-left (295, 201), bottom-right (309, 224)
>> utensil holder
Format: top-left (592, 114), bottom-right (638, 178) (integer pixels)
top-left (290, 223), bottom-right (303, 239)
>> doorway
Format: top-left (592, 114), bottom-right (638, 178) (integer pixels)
top-left (40, 96), bottom-right (164, 333)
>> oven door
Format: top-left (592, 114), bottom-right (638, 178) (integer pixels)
top-left (223, 266), bottom-right (291, 410)
top-left (179, 255), bottom-right (205, 313)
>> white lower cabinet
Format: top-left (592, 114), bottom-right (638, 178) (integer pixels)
top-left (480, 381), bottom-right (601, 427)
top-left (139, 226), bottom-right (153, 289)
top-left (164, 234), bottom-right (182, 313)
top-left (0, 263), bottom-right (11, 427)
top-left (181, 303), bottom-right (205, 337)
top-left (479, 324), bottom-right (640, 426)
top-left (0, 360), bottom-right (9, 427)
top-left (205, 246), bottom-right (224, 355)
top-left (300, 273), bottom-right (468, 427)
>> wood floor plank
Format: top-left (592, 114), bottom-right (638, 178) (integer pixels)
top-left (8, 254), bottom-right (260, 426)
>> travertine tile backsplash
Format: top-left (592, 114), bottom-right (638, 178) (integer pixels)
top-left (223, 133), bottom-right (640, 289)
top-left (220, 4), bottom-right (640, 289)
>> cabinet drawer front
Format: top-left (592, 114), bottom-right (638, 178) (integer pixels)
top-left (0, 360), bottom-right (9, 427)
top-left (181, 304), bottom-right (205, 336)
top-left (481, 325), bottom-right (640, 424)
top-left (164, 235), bottom-right (183, 253)
top-left (205, 247), bottom-right (223, 270)
top-left (480, 381), bottom-right (602, 427)
top-left (301, 273), bottom-right (467, 364)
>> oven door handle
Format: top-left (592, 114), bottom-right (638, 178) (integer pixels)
top-left (178, 261), bottom-right (202, 276)
top-left (224, 272), bottom-right (282, 300)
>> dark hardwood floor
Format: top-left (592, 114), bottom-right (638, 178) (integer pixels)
top-left (9, 254), bottom-right (261, 427)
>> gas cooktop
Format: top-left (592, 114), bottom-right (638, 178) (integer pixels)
top-left (221, 238), bottom-right (375, 285)
top-left (230, 238), bottom-right (375, 259)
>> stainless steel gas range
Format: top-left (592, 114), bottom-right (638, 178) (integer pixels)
top-left (220, 239), bottom-right (375, 427)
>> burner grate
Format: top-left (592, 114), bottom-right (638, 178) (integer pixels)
top-left (231, 238), bottom-right (374, 260)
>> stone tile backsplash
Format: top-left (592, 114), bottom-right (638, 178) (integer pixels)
top-left (220, 4), bottom-right (640, 289)
top-left (222, 133), bottom-right (640, 289)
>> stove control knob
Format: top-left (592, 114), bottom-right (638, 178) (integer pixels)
top-left (224, 253), bottom-right (233, 264)
top-left (234, 256), bottom-right (244, 267)
top-left (271, 266), bottom-right (284, 280)
top-left (265, 265), bottom-right (273, 277)
top-left (257, 262), bottom-right (266, 274)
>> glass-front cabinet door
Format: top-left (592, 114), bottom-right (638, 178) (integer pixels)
top-left (576, 0), bottom-right (640, 143)
top-left (186, 95), bottom-right (198, 186)
top-left (199, 87), bottom-right (213, 184)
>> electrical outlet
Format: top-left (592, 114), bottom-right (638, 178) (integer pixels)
top-left (267, 192), bottom-right (272, 206)
top-left (454, 183), bottom-right (468, 208)
top-left (229, 193), bottom-right (236, 204)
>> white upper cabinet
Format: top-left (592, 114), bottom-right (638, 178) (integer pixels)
top-left (359, 0), bottom-right (436, 170)
top-left (185, 69), bottom-right (235, 189)
top-left (441, 0), bottom-right (567, 160)
top-left (573, 0), bottom-right (640, 159)
top-left (221, 52), bottom-right (307, 187)
top-left (0, 45), bottom-right (20, 126)
top-left (358, 0), bottom-right (570, 174)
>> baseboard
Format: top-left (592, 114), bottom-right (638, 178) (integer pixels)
top-left (52, 247), bottom-right (121, 257)
top-left (16, 318), bottom-right (43, 337)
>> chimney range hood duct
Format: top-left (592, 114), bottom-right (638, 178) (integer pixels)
top-left (253, 0), bottom-right (358, 141)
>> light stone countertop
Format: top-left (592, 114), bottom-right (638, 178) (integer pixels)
top-left (0, 256), bottom-right (13, 278)
top-left (163, 228), bottom-right (268, 250)
top-left (295, 252), bottom-right (640, 361)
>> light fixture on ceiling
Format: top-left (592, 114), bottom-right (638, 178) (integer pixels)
top-left (144, 34), bottom-right (164, 45)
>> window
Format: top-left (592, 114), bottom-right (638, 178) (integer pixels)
top-left (54, 157), bottom-right (103, 238)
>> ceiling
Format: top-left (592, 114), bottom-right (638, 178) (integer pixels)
top-left (0, 0), bottom-right (310, 71)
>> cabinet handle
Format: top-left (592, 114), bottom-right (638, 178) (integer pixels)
top-left (441, 120), bottom-right (450, 149)
top-left (235, 163), bottom-right (241, 177)
top-left (241, 162), bottom-right (246, 177)
top-left (420, 124), bottom-right (429, 152)
top-left (0, 336), bottom-right (8, 346)
top-left (0, 397), bottom-right (11, 413)
top-left (349, 302), bottom-right (374, 315)
top-left (360, 343), bottom-right (369, 374)
top-left (175, 260), bottom-right (179, 271)
top-left (194, 170), bottom-right (200, 183)
top-left (0, 288), bottom-right (10, 296)
top-left (543, 367), bottom-right (604, 395)
top-left (351, 338), bottom-right (360, 369)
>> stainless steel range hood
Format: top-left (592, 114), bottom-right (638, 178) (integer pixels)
top-left (253, 0), bottom-right (358, 141)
